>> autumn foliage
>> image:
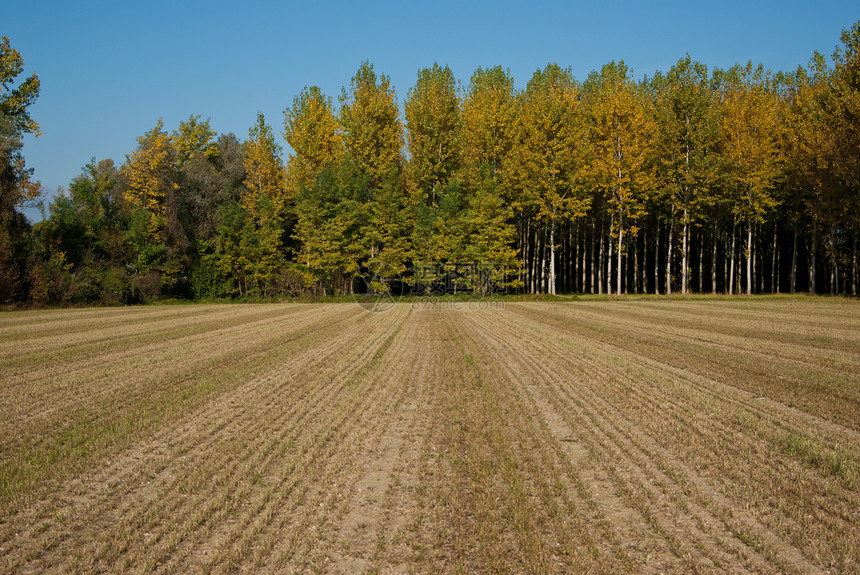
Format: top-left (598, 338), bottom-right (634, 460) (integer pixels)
top-left (3, 23), bottom-right (860, 303)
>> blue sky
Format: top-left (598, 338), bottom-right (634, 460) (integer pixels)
top-left (5, 1), bottom-right (859, 220)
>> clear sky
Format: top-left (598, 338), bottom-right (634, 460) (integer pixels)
top-left (5, 1), bottom-right (859, 220)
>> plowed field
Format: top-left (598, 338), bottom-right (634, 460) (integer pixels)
top-left (1, 299), bottom-right (858, 573)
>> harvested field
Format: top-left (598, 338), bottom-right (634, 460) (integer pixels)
top-left (0, 298), bottom-right (858, 574)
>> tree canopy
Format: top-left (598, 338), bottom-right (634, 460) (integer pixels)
top-left (4, 23), bottom-right (860, 304)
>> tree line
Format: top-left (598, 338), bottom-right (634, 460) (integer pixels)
top-left (1, 23), bottom-right (859, 305)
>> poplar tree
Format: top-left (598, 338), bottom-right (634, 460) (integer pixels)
top-left (241, 112), bottom-right (288, 295)
top-left (284, 86), bottom-right (340, 191)
top-left (459, 66), bottom-right (521, 290)
top-left (830, 22), bottom-right (860, 292)
top-left (405, 63), bottom-right (461, 270)
top-left (655, 56), bottom-right (719, 293)
top-left (718, 63), bottom-right (783, 295)
top-left (339, 62), bottom-right (407, 285)
top-left (172, 115), bottom-right (217, 168)
top-left (514, 63), bottom-right (589, 295)
top-left (285, 86), bottom-right (345, 290)
top-left (122, 120), bottom-right (174, 264)
top-left (585, 61), bottom-right (655, 296)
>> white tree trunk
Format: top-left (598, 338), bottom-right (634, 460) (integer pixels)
top-left (549, 220), bottom-right (556, 296)
top-left (772, 224), bottom-right (778, 293)
top-left (598, 218), bottom-right (604, 295)
top-left (666, 213), bottom-right (674, 295)
top-left (746, 222), bottom-right (753, 295)
top-left (711, 225), bottom-right (718, 294)
top-left (655, 222), bottom-right (660, 294)
top-left (810, 220), bottom-right (817, 295)
top-left (607, 215), bottom-right (614, 295)
top-left (729, 216), bottom-right (737, 295)
top-left (791, 226), bottom-right (798, 294)
top-left (682, 205), bottom-right (689, 294)
top-left (617, 218), bottom-right (624, 297)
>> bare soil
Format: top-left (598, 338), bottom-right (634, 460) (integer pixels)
top-left (0, 299), bottom-right (857, 573)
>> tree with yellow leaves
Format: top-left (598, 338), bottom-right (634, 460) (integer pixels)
top-left (236, 112), bottom-right (288, 295)
top-left (458, 66), bottom-right (521, 290)
top-left (123, 120), bottom-right (173, 255)
top-left (513, 63), bottom-right (588, 295)
top-left (0, 36), bottom-right (40, 137)
top-left (338, 62), bottom-right (407, 283)
top-left (339, 62), bottom-right (403, 196)
top-left (284, 86), bottom-right (340, 191)
top-left (284, 86), bottom-right (344, 291)
top-left (653, 56), bottom-right (719, 294)
top-left (405, 63), bottom-right (461, 270)
top-left (122, 118), bottom-right (196, 295)
top-left (585, 61), bottom-right (655, 296)
top-left (171, 115), bottom-right (217, 169)
top-left (457, 66), bottom-right (522, 291)
top-left (718, 63), bottom-right (783, 295)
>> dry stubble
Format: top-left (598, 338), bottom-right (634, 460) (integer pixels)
top-left (0, 299), bottom-right (857, 574)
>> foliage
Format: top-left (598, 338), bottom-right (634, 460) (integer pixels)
top-left (10, 20), bottom-right (860, 304)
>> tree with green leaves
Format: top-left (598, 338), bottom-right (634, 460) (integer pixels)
top-left (285, 86), bottom-right (341, 191)
top-left (514, 63), bottom-right (589, 295)
top-left (172, 115), bottom-right (217, 168)
top-left (405, 63), bottom-right (462, 270)
top-left (653, 56), bottom-right (719, 293)
top-left (0, 36), bottom-right (41, 301)
top-left (0, 37), bottom-right (40, 137)
top-left (338, 62), bottom-right (407, 286)
top-left (459, 66), bottom-right (521, 291)
top-left (829, 22), bottom-right (860, 293)
top-left (284, 86), bottom-right (344, 291)
top-left (718, 63), bottom-right (783, 295)
top-left (780, 58), bottom-right (834, 295)
top-left (240, 112), bottom-right (288, 296)
top-left (585, 61), bottom-right (655, 296)
top-left (121, 119), bottom-right (181, 294)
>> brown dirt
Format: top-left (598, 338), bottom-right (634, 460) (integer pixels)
top-left (0, 299), bottom-right (857, 574)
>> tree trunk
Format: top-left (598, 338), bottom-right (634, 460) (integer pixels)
top-left (655, 221), bottom-right (661, 295)
top-left (746, 221), bottom-right (753, 295)
top-left (522, 216), bottom-right (529, 293)
top-left (791, 225), bottom-right (798, 294)
top-left (723, 230), bottom-right (729, 292)
top-left (698, 227), bottom-right (703, 293)
top-left (642, 227), bottom-right (649, 294)
top-left (598, 217), bottom-right (604, 294)
top-left (729, 215), bottom-right (737, 295)
top-left (549, 219), bottom-right (556, 296)
top-left (581, 223), bottom-right (586, 293)
top-left (772, 224), bottom-right (778, 293)
top-left (634, 232), bottom-right (640, 294)
top-left (853, 234), bottom-right (858, 296)
top-left (682, 204), bottom-right (689, 294)
top-left (666, 212), bottom-right (674, 295)
top-left (532, 219), bottom-right (538, 294)
top-left (571, 223), bottom-right (577, 293)
top-left (538, 227), bottom-right (545, 294)
top-left (810, 220), bottom-right (817, 295)
top-left (712, 224), bottom-right (718, 294)
top-left (616, 215), bottom-right (623, 297)
top-left (529, 220), bottom-right (536, 294)
top-left (591, 220), bottom-right (596, 294)
top-left (607, 214), bottom-right (614, 295)
top-left (831, 224), bottom-right (839, 295)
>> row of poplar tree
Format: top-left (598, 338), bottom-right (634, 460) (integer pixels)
top-left (1, 23), bottom-right (859, 304)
